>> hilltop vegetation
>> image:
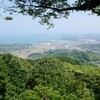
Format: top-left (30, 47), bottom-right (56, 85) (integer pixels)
top-left (0, 53), bottom-right (100, 100)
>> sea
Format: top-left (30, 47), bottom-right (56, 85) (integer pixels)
top-left (0, 34), bottom-right (69, 44)
top-left (0, 33), bottom-right (100, 44)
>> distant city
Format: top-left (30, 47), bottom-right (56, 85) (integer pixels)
top-left (0, 33), bottom-right (100, 59)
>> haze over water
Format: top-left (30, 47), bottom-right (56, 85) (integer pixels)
top-left (0, 33), bottom-right (100, 44)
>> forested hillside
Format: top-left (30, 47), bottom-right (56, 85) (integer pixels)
top-left (0, 53), bottom-right (100, 100)
top-left (28, 49), bottom-right (100, 66)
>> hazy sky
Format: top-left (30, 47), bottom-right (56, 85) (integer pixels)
top-left (0, 0), bottom-right (100, 43)
top-left (0, 11), bottom-right (100, 36)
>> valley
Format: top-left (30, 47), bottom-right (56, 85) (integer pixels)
top-left (0, 38), bottom-right (100, 58)
top-left (0, 34), bottom-right (100, 100)
top-left (0, 35), bottom-right (100, 67)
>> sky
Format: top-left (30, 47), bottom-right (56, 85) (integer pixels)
top-left (0, 0), bottom-right (100, 43)
top-left (0, 11), bottom-right (100, 35)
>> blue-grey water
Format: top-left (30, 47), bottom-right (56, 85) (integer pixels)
top-left (0, 34), bottom-right (64, 44)
top-left (0, 33), bottom-right (100, 44)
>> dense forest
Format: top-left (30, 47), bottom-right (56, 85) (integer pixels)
top-left (0, 53), bottom-right (100, 100)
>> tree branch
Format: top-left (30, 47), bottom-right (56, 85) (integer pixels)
top-left (31, 0), bottom-right (100, 12)
top-left (1, 0), bottom-right (100, 13)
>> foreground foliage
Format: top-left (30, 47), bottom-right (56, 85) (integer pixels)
top-left (0, 0), bottom-right (100, 26)
top-left (0, 54), bottom-right (100, 100)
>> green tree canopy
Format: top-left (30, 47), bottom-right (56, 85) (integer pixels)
top-left (0, 0), bottom-right (100, 26)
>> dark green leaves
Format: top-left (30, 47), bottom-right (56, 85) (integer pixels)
top-left (4, 16), bottom-right (13, 20)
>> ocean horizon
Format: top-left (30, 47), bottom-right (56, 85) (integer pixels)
top-left (0, 33), bottom-right (70, 44)
top-left (0, 33), bottom-right (100, 44)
